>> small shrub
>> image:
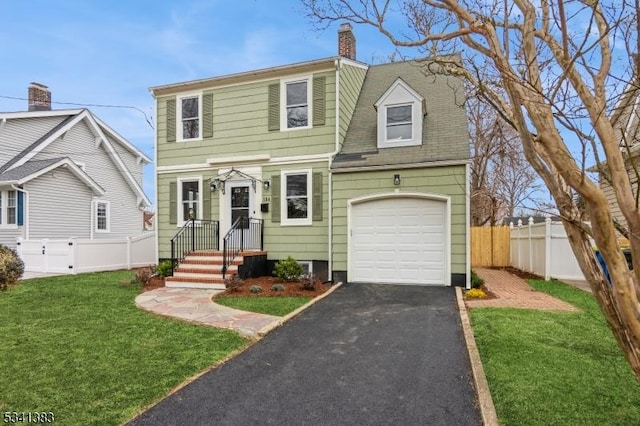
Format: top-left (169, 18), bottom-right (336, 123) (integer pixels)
top-left (250, 285), bottom-right (263, 293)
top-left (156, 260), bottom-right (173, 278)
top-left (471, 270), bottom-right (485, 289)
top-left (271, 284), bottom-right (285, 292)
top-left (273, 256), bottom-right (303, 282)
top-left (134, 267), bottom-right (154, 286)
top-left (0, 244), bottom-right (24, 290)
top-left (299, 274), bottom-right (316, 291)
top-left (465, 288), bottom-right (487, 299)
top-left (224, 274), bottom-right (244, 292)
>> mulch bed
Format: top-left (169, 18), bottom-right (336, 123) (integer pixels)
top-left (140, 274), bottom-right (332, 299)
top-left (215, 276), bottom-right (332, 298)
top-left (493, 266), bottom-right (543, 280)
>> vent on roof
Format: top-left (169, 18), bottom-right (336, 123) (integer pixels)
top-left (28, 82), bottom-right (51, 111)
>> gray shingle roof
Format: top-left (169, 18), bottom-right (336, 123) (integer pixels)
top-left (332, 58), bottom-right (470, 170)
top-left (0, 158), bottom-right (67, 182)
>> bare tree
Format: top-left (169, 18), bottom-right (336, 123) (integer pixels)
top-left (303, 0), bottom-right (640, 379)
top-left (468, 93), bottom-right (541, 225)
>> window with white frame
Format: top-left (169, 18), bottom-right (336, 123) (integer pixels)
top-left (178, 94), bottom-right (201, 140)
top-left (386, 104), bottom-right (413, 141)
top-left (95, 200), bottom-right (110, 232)
top-left (179, 179), bottom-right (201, 223)
top-left (375, 78), bottom-right (424, 149)
top-left (281, 77), bottom-right (311, 129)
top-left (0, 190), bottom-right (18, 226)
top-left (282, 170), bottom-right (312, 225)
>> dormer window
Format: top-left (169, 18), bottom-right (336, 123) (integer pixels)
top-left (386, 104), bottom-right (413, 141)
top-left (375, 78), bottom-right (424, 149)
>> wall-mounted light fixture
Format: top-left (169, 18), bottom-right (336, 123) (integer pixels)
top-left (263, 180), bottom-right (271, 191)
top-left (393, 174), bottom-right (401, 185)
top-left (210, 178), bottom-right (220, 192)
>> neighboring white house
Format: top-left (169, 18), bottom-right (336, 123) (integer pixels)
top-left (0, 83), bottom-right (154, 272)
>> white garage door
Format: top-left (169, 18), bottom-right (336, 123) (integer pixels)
top-left (350, 197), bottom-right (448, 285)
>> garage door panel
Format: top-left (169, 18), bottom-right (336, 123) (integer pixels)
top-left (350, 197), bottom-right (447, 286)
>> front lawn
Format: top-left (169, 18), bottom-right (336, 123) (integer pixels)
top-left (215, 296), bottom-right (311, 316)
top-left (470, 279), bottom-right (640, 425)
top-left (0, 271), bottom-right (248, 425)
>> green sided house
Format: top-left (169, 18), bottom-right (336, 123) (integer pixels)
top-left (151, 24), bottom-right (471, 288)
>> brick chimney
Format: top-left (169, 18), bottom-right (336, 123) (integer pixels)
top-left (28, 82), bottom-right (51, 111)
top-left (338, 23), bottom-right (356, 60)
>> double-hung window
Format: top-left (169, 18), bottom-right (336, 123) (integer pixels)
top-left (282, 170), bottom-right (312, 225)
top-left (95, 201), bottom-right (110, 232)
top-left (386, 104), bottom-right (413, 141)
top-left (0, 190), bottom-right (18, 227)
top-left (281, 77), bottom-right (311, 130)
top-left (179, 94), bottom-right (201, 140)
top-left (180, 179), bottom-right (201, 222)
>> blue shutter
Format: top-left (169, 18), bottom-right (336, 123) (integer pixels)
top-left (17, 191), bottom-right (24, 226)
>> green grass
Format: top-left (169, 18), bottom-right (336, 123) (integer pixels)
top-left (215, 296), bottom-right (311, 316)
top-left (0, 271), bottom-right (248, 425)
top-left (470, 278), bottom-right (640, 425)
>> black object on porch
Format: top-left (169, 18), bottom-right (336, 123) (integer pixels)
top-left (223, 217), bottom-right (263, 278)
top-left (170, 219), bottom-right (219, 275)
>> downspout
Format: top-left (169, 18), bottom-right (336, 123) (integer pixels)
top-left (328, 58), bottom-right (341, 282)
top-left (11, 185), bottom-right (28, 240)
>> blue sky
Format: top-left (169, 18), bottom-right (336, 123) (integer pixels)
top-left (0, 1), bottom-right (405, 207)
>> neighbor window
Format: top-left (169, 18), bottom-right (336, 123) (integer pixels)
top-left (281, 77), bottom-right (311, 130)
top-left (282, 170), bottom-right (312, 225)
top-left (386, 104), bottom-right (413, 141)
top-left (0, 190), bottom-right (19, 227)
top-left (180, 179), bottom-right (200, 222)
top-left (179, 94), bottom-right (201, 140)
top-left (95, 201), bottom-right (110, 232)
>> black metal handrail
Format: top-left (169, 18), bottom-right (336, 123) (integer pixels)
top-left (170, 219), bottom-right (220, 275)
top-left (222, 217), bottom-right (264, 278)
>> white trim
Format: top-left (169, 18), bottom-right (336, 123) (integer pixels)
top-left (4, 158), bottom-right (105, 195)
top-left (331, 159), bottom-right (472, 173)
top-left (299, 260), bottom-right (313, 275)
top-left (280, 75), bottom-right (312, 131)
top-left (465, 163), bottom-right (471, 290)
top-left (176, 92), bottom-right (203, 142)
top-left (0, 109), bottom-right (84, 120)
top-left (157, 154), bottom-right (332, 174)
top-left (92, 115), bottom-right (152, 163)
top-left (375, 78), bottom-right (424, 149)
top-left (177, 176), bottom-right (203, 225)
top-left (149, 57), bottom-right (339, 96)
top-left (347, 192), bottom-right (451, 286)
top-left (207, 154), bottom-right (270, 165)
top-left (94, 200), bottom-right (111, 233)
top-left (0, 189), bottom-right (18, 229)
top-left (281, 169), bottom-right (312, 226)
top-left (339, 57), bottom-right (369, 70)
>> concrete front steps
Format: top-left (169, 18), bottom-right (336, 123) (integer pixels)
top-left (165, 250), bottom-right (267, 289)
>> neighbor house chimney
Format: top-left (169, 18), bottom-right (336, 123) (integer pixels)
top-left (338, 23), bottom-right (356, 60)
top-left (28, 82), bottom-right (51, 111)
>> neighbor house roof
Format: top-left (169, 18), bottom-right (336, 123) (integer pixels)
top-left (332, 57), bottom-right (471, 170)
top-left (0, 109), bottom-right (151, 206)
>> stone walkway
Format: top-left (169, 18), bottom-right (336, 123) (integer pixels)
top-left (466, 268), bottom-right (579, 311)
top-left (135, 288), bottom-right (281, 338)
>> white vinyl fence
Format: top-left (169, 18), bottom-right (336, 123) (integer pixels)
top-left (16, 233), bottom-right (156, 275)
top-left (510, 218), bottom-right (586, 281)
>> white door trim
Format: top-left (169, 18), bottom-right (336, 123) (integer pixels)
top-left (347, 192), bottom-right (451, 285)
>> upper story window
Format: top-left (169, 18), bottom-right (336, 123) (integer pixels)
top-left (178, 94), bottom-right (201, 141)
top-left (375, 78), bottom-right (424, 149)
top-left (281, 76), bottom-right (312, 130)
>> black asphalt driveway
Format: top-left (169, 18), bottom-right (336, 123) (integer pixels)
top-left (129, 283), bottom-right (481, 425)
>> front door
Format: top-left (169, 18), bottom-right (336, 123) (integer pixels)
top-left (226, 181), bottom-right (258, 249)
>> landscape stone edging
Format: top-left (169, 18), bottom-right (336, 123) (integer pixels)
top-left (455, 286), bottom-right (499, 426)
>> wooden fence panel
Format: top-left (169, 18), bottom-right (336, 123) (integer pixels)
top-left (471, 226), bottom-right (511, 267)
